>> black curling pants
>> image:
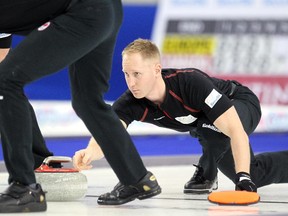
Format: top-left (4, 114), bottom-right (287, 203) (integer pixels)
top-left (0, 0), bottom-right (147, 185)
top-left (194, 86), bottom-right (288, 188)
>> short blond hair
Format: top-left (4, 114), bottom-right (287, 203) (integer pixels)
top-left (122, 38), bottom-right (160, 61)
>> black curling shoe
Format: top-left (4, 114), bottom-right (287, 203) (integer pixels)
top-left (184, 164), bottom-right (218, 194)
top-left (98, 171), bottom-right (161, 205)
top-left (0, 182), bottom-right (47, 213)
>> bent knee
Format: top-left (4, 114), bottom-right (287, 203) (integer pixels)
top-left (71, 94), bottom-right (111, 117)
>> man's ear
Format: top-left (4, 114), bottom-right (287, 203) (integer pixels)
top-left (155, 63), bottom-right (162, 77)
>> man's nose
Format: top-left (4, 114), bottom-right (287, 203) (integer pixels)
top-left (127, 77), bottom-right (135, 87)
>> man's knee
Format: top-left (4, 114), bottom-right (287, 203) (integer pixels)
top-left (71, 94), bottom-right (109, 118)
top-left (0, 72), bottom-right (18, 95)
top-left (0, 69), bottom-right (28, 93)
top-left (71, 96), bottom-right (86, 118)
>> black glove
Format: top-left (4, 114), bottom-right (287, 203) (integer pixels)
top-left (235, 172), bottom-right (257, 192)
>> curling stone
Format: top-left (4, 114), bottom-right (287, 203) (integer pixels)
top-left (35, 156), bottom-right (88, 201)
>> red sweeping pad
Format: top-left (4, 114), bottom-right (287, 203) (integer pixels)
top-left (208, 191), bottom-right (260, 205)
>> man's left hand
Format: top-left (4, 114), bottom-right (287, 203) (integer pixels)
top-left (235, 172), bottom-right (257, 192)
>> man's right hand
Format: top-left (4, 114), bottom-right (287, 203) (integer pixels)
top-left (73, 149), bottom-right (94, 171)
top-left (73, 139), bottom-right (104, 171)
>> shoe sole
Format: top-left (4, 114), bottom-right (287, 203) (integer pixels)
top-left (183, 181), bottom-right (218, 194)
top-left (183, 184), bottom-right (218, 194)
top-left (98, 186), bottom-right (162, 205)
top-left (183, 188), bottom-right (215, 194)
top-left (138, 186), bottom-right (162, 200)
top-left (0, 202), bottom-right (47, 213)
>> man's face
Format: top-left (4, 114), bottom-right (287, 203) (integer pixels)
top-left (122, 53), bottom-right (159, 99)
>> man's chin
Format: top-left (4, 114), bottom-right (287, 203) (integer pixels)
top-left (132, 93), bottom-right (144, 99)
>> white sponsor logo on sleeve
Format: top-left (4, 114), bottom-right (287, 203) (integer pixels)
top-left (205, 89), bottom-right (222, 108)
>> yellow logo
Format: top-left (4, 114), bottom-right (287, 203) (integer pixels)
top-left (143, 185), bottom-right (151, 191)
top-left (40, 195), bottom-right (45, 203)
top-left (150, 175), bottom-right (156, 181)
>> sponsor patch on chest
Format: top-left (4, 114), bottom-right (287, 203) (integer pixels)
top-left (205, 89), bottom-right (222, 108)
top-left (175, 114), bottom-right (197, 124)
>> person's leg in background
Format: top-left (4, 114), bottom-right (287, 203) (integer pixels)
top-left (251, 151), bottom-right (288, 187)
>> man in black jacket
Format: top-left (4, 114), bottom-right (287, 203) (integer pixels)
top-left (74, 38), bottom-right (288, 205)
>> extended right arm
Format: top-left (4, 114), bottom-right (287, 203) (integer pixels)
top-left (73, 120), bottom-right (127, 170)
